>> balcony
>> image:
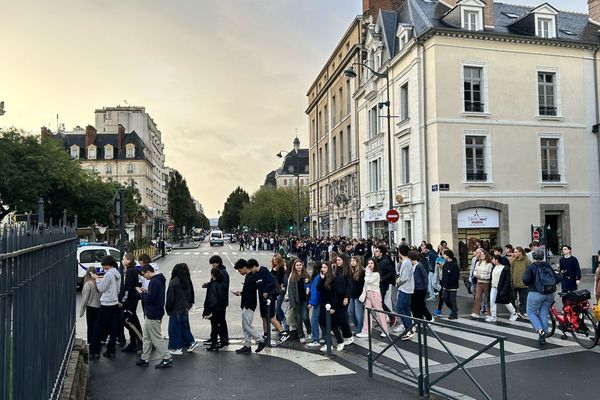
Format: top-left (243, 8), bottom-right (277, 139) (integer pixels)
top-left (366, 135), bottom-right (384, 154)
top-left (364, 79), bottom-right (378, 101)
top-left (366, 190), bottom-right (385, 208)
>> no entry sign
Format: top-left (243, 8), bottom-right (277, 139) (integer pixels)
top-left (386, 209), bottom-right (400, 223)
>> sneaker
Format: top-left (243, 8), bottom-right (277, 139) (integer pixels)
top-left (319, 345), bottom-right (328, 352)
top-left (299, 337), bottom-right (306, 344)
top-left (187, 341), bottom-right (200, 352)
top-left (509, 314), bottom-right (518, 322)
top-left (203, 339), bottom-right (214, 344)
top-left (485, 316), bottom-right (496, 322)
top-left (319, 338), bottom-right (326, 344)
top-left (307, 341), bottom-right (321, 347)
top-left (121, 343), bottom-right (139, 353)
top-left (155, 359), bottom-right (173, 369)
top-left (276, 332), bottom-right (289, 345)
top-left (516, 312), bottom-right (525, 319)
top-left (380, 332), bottom-right (387, 338)
top-left (218, 340), bottom-right (229, 349)
top-left (102, 351), bottom-right (115, 358)
top-left (433, 309), bottom-right (442, 316)
top-left (470, 313), bottom-right (480, 319)
top-left (401, 331), bottom-right (415, 341)
top-left (448, 315), bottom-right (458, 320)
top-left (255, 341), bottom-right (267, 353)
top-left (344, 337), bottom-right (354, 345)
top-left (236, 345), bottom-right (252, 354)
top-left (537, 331), bottom-right (546, 346)
top-left (427, 296), bottom-right (437, 301)
top-left (355, 332), bottom-right (369, 338)
top-left (336, 343), bottom-right (345, 351)
top-left (135, 359), bottom-right (149, 367)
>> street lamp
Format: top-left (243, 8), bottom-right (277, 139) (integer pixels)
top-left (277, 136), bottom-right (302, 236)
top-left (344, 63), bottom-right (394, 253)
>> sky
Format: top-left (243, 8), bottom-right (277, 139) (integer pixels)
top-left (0, 0), bottom-right (589, 217)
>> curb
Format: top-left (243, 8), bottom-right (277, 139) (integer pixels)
top-left (59, 339), bottom-right (88, 400)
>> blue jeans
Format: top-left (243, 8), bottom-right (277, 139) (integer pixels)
top-left (348, 298), bottom-right (364, 333)
top-left (526, 291), bottom-right (554, 333)
top-left (168, 311), bottom-right (195, 349)
top-left (427, 271), bottom-right (436, 297)
top-left (310, 305), bottom-right (320, 342)
top-left (396, 291), bottom-right (413, 330)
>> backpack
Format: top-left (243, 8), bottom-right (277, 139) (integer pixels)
top-left (536, 263), bottom-right (559, 294)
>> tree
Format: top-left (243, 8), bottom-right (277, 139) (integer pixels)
top-left (167, 170), bottom-right (209, 235)
top-left (240, 186), bottom-right (309, 233)
top-left (219, 187), bottom-right (249, 232)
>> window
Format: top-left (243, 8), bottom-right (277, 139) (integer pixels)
top-left (347, 126), bottom-right (352, 163)
top-left (463, 66), bottom-right (484, 112)
top-left (540, 137), bottom-right (561, 181)
top-left (318, 111), bottom-right (322, 138)
top-left (401, 146), bottom-right (410, 184)
top-left (324, 105), bottom-right (329, 132)
top-left (463, 9), bottom-right (481, 31)
top-left (404, 221), bottom-right (412, 245)
top-left (88, 146), bottom-right (96, 159)
top-left (319, 148), bottom-right (323, 177)
top-left (325, 143), bottom-right (329, 174)
top-left (106, 164), bottom-right (112, 175)
top-left (536, 16), bottom-right (555, 38)
top-left (104, 145), bottom-right (113, 159)
top-left (332, 137), bottom-right (337, 170)
top-left (127, 164), bottom-right (134, 174)
top-left (338, 87), bottom-right (343, 122)
top-left (105, 111), bottom-right (112, 120)
top-left (312, 153), bottom-right (316, 178)
top-left (126, 145), bottom-right (135, 158)
top-left (331, 97), bottom-right (336, 126)
top-left (340, 131), bottom-right (344, 166)
top-left (368, 105), bottom-right (379, 139)
top-left (284, 179), bottom-right (288, 186)
top-left (465, 135), bottom-right (487, 181)
top-left (538, 72), bottom-right (557, 116)
top-left (368, 158), bottom-right (382, 192)
top-left (346, 80), bottom-right (351, 115)
top-left (70, 146), bottom-right (79, 159)
top-left (400, 82), bottom-right (409, 120)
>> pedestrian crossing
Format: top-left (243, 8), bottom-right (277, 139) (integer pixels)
top-left (328, 314), bottom-right (581, 372)
top-left (172, 250), bottom-right (274, 257)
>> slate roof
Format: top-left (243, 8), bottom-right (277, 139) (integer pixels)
top-left (264, 170), bottom-right (277, 187)
top-left (278, 148), bottom-right (309, 176)
top-left (52, 130), bottom-right (146, 161)
top-left (392, 0), bottom-right (600, 44)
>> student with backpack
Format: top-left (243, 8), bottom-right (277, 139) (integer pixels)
top-left (522, 249), bottom-right (562, 345)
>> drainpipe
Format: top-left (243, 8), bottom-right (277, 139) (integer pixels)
top-left (417, 38), bottom-right (430, 241)
top-left (594, 47), bottom-right (600, 196)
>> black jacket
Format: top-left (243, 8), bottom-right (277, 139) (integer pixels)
top-left (377, 255), bottom-right (396, 286)
top-left (218, 265), bottom-right (230, 307)
top-left (350, 271), bottom-right (365, 299)
top-left (118, 265), bottom-right (140, 305)
top-left (441, 260), bottom-right (460, 290)
top-left (316, 276), bottom-right (339, 310)
top-left (165, 276), bottom-right (193, 315)
top-left (241, 274), bottom-right (258, 311)
top-left (495, 266), bottom-right (514, 304)
top-left (203, 278), bottom-right (227, 315)
top-left (334, 269), bottom-right (353, 302)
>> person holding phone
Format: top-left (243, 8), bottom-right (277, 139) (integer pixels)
top-left (233, 259), bottom-right (266, 353)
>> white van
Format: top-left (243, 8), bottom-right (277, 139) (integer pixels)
top-left (209, 230), bottom-right (224, 246)
top-left (77, 244), bottom-right (120, 288)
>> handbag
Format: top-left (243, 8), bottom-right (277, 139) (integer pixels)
top-left (592, 303), bottom-right (600, 320)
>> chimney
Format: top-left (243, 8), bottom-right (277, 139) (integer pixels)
top-left (363, 0), bottom-right (392, 18)
top-left (589, 0), bottom-right (600, 25)
top-left (117, 124), bottom-right (126, 157)
top-left (85, 125), bottom-right (97, 147)
top-left (484, 0), bottom-right (495, 29)
top-left (439, 0), bottom-right (458, 7)
top-left (40, 126), bottom-right (52, 140)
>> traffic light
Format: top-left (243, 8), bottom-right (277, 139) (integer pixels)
top-left (288, 219), bottom-right (293, 232)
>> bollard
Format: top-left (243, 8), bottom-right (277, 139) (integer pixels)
top-left (266, 298), bottom-right (272, 347)
top-left (325, 303), bottom-right (332, 356)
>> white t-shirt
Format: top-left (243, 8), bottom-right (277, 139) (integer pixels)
top-left (398, 258), bottom-right (415, 294)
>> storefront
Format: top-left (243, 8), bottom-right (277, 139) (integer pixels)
top-left (363, 208), bottom-right (388, 240)
top-left (455, 207), bottom-right (502, 269)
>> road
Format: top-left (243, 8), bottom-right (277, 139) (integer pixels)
top-left (80, 244), bottom-right (600, 400)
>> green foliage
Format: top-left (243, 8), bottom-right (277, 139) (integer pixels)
top-left (0, 128), bottom-right (146, 228)
top-left (239, 186), bottom-right (309, 233)
top-left (219, 186), bottom-right (250, 231)
top-left (167, 170), bottom-right (209, 235)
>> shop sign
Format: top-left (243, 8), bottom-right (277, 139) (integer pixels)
top-left (457, 208), bottom-right (499, 228)
top-left (367, 209), bottom-right (384, 221)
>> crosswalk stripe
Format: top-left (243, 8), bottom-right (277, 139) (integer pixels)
top-left (430, 324), bottom-right (536, 354)
top-left (184, 252), bottom-right (190, 255)
top-left (203, 252), bottom-right (209, 255)
top-left (352, 336), bottom-right (440, 366)
top-left (193, 252), bottom-right (199, 255)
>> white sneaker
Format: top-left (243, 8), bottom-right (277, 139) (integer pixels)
top-left (470, 313), bottom-right (480, 319)
top-left (169, 348), bottom-right (183, 355)
top-left (401, 331), bottom-right (415, 341)
top-left (307, 341), bottom-right (320, 347)
top-left (380, 332), bottom-right (387, 338)
top-left (187, 341), bottom-right (200, 352)
top-left (319, 345), bottom-right (328, 352)
top-left (344, 337), bottom-right (354, 345)
top-left (299, 337), bottom-right (306, 344)
top-left (509, 314), bottom-right (518, 321)
top-left (336, 343), bottom-right (345, 351)
top-left (355, 332), bottom-right (369, 338)
top-left (485, 316), bottom-right (496, 322)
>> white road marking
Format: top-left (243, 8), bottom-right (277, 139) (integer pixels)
top-left (430, 325), bottom-right (536, 354)
top-left (352, 336), bottom-right (439, 366)
top-left (193, 252), bottom-right (199, 255)
top-left (203, 252), bottom-right (209, 255)
top-left (221, 345), bottom-right (356, 376)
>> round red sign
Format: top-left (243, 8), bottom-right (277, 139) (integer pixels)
top-left (386, 209), bottom-right (400, 223)
top-left (532, 230), bottom-right (540, 240)
top-left (167, 224), bottom-right (175, 231)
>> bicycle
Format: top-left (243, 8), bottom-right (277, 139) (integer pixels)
top-left (547, 289), bottom-right (598, 349)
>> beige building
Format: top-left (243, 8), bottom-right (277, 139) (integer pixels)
top-left (353, 0), bottom-right (599, 267)
top-left (307, 16), bottom-right (364, 238)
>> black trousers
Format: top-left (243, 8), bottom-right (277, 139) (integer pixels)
top-left (90, 304), bottom-right (119, 355)
top-left (411, 289), bottom-right (432, 321)
top-left (209, 309), bottom-right (228, 343)
top-left (122, 300), bottom-right (142, 343)
top-left (337, 304), bottom-right (353, 338)
top-left (86, 306), bottom-right (99, 344)
top-left (380, 284), bottom-right (391, 313)
top-left (443, 290), bottom-right (458, 317)
top-left (318, 305), bottom-right (343, 344)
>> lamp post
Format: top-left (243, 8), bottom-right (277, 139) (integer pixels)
top-left (344, 63), bottom-right (394, 253)
top-left (277, 137), bottom-right (302, 236)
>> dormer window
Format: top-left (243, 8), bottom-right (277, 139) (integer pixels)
top-left (88, 145), bottom-right (96, 160)
top-left (104, 145), bottom-right (113, 159)
top-left (70, 145), bottom-right (79, 159)
top-left (463, 8), bottom-right (482, 31)
top-left (536, 16), bottom-right (555, 38)
top-left (126, 144), bottom-right (135, 158)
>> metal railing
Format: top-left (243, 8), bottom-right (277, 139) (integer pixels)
top-left (365, 308), bottom-right (508, 400)
top-left (0, 213), bottom-right (78, 400)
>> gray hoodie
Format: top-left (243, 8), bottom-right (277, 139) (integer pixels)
top-left (96, 268), bottom-right (121, 306)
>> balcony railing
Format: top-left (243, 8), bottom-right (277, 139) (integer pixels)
top-left (542, 172), bottom-right (561, 181)
top-left (464, 102), bottom-right (485, 112)
top-left (539, 106), bottom-right (557, 116)
top-left (466, 172), bottom-right (488, 181)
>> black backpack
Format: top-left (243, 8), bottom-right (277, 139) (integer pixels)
top-left (536, 262), bottom-right (559, 294)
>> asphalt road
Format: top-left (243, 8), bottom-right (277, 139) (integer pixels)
top-left (79, 244), bottom-right (600, 400)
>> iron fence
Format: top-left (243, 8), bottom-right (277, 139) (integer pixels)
top-left (0, 213), bottom-right (78, 400)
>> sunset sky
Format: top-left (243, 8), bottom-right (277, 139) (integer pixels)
top-left (0, 0), bottom-right (588, 217)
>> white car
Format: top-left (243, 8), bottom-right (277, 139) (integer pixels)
top-left (209, 230), bottom-right (224, 246)
top-left (77, 244), bottom-right (121, 288)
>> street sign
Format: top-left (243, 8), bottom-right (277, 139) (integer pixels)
top-left (386, 209), bottom-right (400, 223)
top-left (532, 230), bottom-right (540, 240)
top-left (167, 224), bottom-right (175, 231)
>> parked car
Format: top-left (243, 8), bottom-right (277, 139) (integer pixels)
top-left (209, 230), bottom-right (224, 246)
top-left (76, 244), bottom-right (121, 289)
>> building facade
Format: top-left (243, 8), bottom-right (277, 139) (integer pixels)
top-left (352, 0), bottom-right (599, 267)
top-left (307, 17), bottom-right (363, 238)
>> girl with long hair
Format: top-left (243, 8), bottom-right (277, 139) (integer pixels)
top-left (79, 267), bottom-right (101, 345)
top-left (166, 263), bottom-right (198, 354)
top-left (356, 258), bottom-right (388, 338)
top-left (287, 259), bottom-right (312, 343)
top-left (348, 256), bottom-right (365, 335)
top-left (334, 255), bottom-right (354, 345)
top-left (316, 262), bottom-right (345, 351)
top-left (119, 253), bottom-right (143, 352)
top-left (307, 262), bottom-right (322, 347)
